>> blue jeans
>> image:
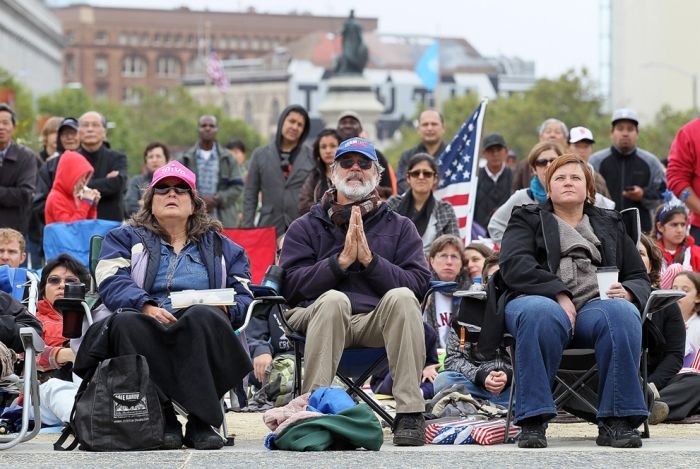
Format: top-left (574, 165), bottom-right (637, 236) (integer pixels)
top-left (434, 371), bottom-right (511, 407)
top-left (504, 295), bottom-right (647, 425)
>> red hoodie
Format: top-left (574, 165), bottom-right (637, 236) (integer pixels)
top-left (45, 150), bottom-right (97, 224)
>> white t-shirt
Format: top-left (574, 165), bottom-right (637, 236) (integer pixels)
top-left (433, 292), bottom-right (452, 348)
top-left (685, 314), bottom-right (700, 357)
top-left (199, 149), bottom-right (213, 161)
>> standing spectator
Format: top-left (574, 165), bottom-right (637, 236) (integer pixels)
top-left (589, 109), bottom-right (666, 233)
top-left (0, 228), bottom-right (26, 267)
top-left (474, 134), bottom-right (513, 229)
top-left (336, 110), bottom-right (395, 198)
top-left (298, 129), bottom-right (341, 215)
top-left (568, 126), bottom-right (610, 198)
top-left (667, 117), bottom-right (700, 241)
top-left (243, 105), bottom-right (314, 236)
top-left (45, 151), bottom-right (100, 224)
top-left (280, 137), bottom-right (431, 446)
top-left (76, 111), bottom-right (128, 221)
top-left (55, 117), bottom-right (80, 155)
top-left (512, 118), bottom-right (568, 192)
top-left (179, 116), bottom-right (244, 229)
top-left (396, 110), bottom-right (447, 193)
top-left (39, 117), bottom-right (62, 163)
top-left (225, 139), bottom-right (248, 179)
top-left (125, 142), bottom-right (169, 217)
top-left (0, 103), bottom-right (38, 235)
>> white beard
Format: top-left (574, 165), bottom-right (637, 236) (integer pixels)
top-left (332, 173), bottom-right (378, 201)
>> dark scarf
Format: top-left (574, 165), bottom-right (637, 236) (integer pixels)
top-left (321, 188), bottom-right (382, 227)
top-left (395, 191), bottom-right (435, 237)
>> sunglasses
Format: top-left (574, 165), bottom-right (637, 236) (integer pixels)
top-left (153, 184), bottom-right (191, 195)
top-left (408, 169), bottom-right (436, 179)
top-left (337, 158), bottom-right (373, 170)
top-left (534, 158), bottom-right (557, 168)
top-left (47, 276), bottom-right (80, 286)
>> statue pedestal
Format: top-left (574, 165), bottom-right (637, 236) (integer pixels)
top-left (318, 75), bottom-right (384, 142)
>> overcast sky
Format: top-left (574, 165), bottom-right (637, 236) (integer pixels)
top-left (67, 0), bottom-right (603, 81)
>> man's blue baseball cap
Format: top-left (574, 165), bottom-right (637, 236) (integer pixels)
top-left (334, 137), bottom-right (378, 162)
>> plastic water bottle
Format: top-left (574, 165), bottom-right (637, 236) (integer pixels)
top-left (261, 265), bottom-right (284, 294)
top-left (469, 277), bottom-right (484, 292)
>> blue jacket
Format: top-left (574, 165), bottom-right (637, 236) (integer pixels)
top-left (280, 202), bottom-right (431, 313)
top-left (96, 224), bottom-right (253, 327)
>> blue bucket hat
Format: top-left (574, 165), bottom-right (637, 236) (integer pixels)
top-left (334, 137), bottom-right (378, 162)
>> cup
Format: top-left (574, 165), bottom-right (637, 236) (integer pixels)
top-left (61, 282), bottom-right (86, 338)
top-left (596, 267), bottom-right (619, 300)
top-left (261, 265), bottom-right (285, 294)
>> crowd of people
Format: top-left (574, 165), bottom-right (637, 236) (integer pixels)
top-left (1, 99), bottom-right (700, 451)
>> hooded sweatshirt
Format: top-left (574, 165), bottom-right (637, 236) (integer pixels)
top-left (243, 105), bottom-right (314, 235)
top-left (45, 150), bottom-right (97, 224)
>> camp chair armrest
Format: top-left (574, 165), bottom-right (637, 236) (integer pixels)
top-left (20, 327), bottom-right (45, 353)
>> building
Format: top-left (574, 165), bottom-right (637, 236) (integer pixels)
top-left (52, 4), bottom-right (377, 103)
top-left (0, 0), bottom-right (63, 97)
top-left (610, 0), bottom-right (700, 122)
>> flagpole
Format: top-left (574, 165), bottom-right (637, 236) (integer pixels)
top-left (464, 98), bottom-right (488, 244)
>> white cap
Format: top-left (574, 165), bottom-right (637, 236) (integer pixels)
top-left (569, 126), bottom-right (595, 144)
top-left (611, 108), bottom-right (639, 126)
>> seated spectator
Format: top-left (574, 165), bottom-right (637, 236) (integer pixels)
top-left (385, 153), bottom-right (459, 255)
top-left (45, 151), bottom-right (100, 224)
top-left (298, 129), bottom-right (341, 215)
top-left (653, 200), bottom-right (700, 278)
top-left (0, 228), bottom-right (26, 268)
top-left (655, 271), bottom-right (700, 421)
top-left (434, 252), bottom-right (512, 406)
top-left (79, 160), bottom-right (253, 450)
top-left (464, 242), bottom-right (493, 283)
top-left (280, 137), bottom-right (431, 446)
top-left (500, 154), bottom-right (650, 449)
top-left (489, 143), bottom-right (614, 246)
top-left (125, 142), bottom-right (170, 217)
top-left (0, 291), bottom-right (42, 380)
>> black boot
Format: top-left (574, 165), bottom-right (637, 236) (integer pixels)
top-left (161, 401), bottom-right (183, 450)
top-left (183, 415), bottom-right (224, 450)
top-left (516, 416), bottom-right (547, 448)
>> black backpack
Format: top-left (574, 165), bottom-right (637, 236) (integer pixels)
top-left (54, 354), bottom-right (164, 451)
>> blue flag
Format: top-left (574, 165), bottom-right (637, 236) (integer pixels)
top-left (416, 41), bottom-right (440, 91)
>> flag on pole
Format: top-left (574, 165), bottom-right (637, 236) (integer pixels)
top-left (434, 100), bottom-right (488, 244)
top-left (207, 52), bottom-right (228, 93)
top-left (415, 41), bottom-right (440, 91)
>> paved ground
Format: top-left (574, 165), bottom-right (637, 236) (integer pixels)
top-left (2, 411), bottom-right (699, 468)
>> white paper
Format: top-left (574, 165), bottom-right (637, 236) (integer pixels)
top-left (170, 288), bottom-right (236, 309)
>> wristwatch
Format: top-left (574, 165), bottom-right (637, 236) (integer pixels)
top-left (681, 189), bottom-right (691, 202)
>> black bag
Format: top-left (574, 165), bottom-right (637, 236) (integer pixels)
top-left (54, 354), bottom-right (164, 451)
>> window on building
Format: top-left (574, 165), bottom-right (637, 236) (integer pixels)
top-left (94, 31), bottom-right (107, 45)
top-left (163, 33), bottom-right (171, 46)
top-left (118, 33), bottom-right (127, 45)
top-left (175, 34), bottom-right (182, 47)
top-left (95, 83), bottom-right (109, 100)
top-left (130, 33), bottom-right (139, 46)
top-left (229, 37), bottom-right (238, 49)
top-left (219, 37), bottom-right (228, 49)
top-left (122, 87), bottom-right (143, 105)
top-left (251, 37), bottom-right (260, 50)
top-left (240, 37), bottom-right (249, 50)
top-left (95, 56), bottom-right (109, 77)
top-left (270, 98), bottom-right (280, 125)
top-left (141, 33), bottom-right (149, 46)
top-left (187, 34), bottom-right (195, 47)
top-left (262, 39), bottom-right (270, 50)
top-left (157, 57), bottom-right (181, 77)
top-left (65, 30), bottom-right (75, 45)
top-left (65, 53), bottom-right (76, 80)
top-left (244, 99), bottom-right (253, 126)
top-left (153, 33), bottom-right (161, 46)
top-left (121, 56), bottom-right (147, 77)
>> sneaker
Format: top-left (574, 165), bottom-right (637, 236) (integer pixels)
top-left (183, 416), bottom-right (224, 450)
top-left (392, 412), bottom-right (425, 446)
top-left (161, 401), bottom-right (183, 450)
top-left (516, 417), bottom-right (547, 449)
top-left (648, 400), bottom-right (669, 425)
top-left (596, 418), bottom-right (642, 448)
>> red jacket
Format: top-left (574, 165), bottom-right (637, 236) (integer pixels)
top-left (667, 118), bottom-right (700, 228)
top-left (657, 235), bottom-right (700, 272)
top-left (36, 299), bottom-right (69, 371)
top-left (45, 150), bottom-right (97, 224)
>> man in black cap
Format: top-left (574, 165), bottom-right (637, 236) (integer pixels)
top-left (474, 133), bottom-right (513, 229)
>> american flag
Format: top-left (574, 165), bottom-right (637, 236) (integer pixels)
top-left (434, 100), bottom-right (487, 244)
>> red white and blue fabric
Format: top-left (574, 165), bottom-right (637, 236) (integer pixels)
top-left (434, 101), bottom-right (487, 244)
top-left (427, 418), bottom-right (519, 446)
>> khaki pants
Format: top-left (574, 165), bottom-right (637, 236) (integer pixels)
top-left (285, 287), bottom-right (426, 413)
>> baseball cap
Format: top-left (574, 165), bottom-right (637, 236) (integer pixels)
top-left (611, 108), bottom-right (639, 126)
top-left (569, 126), bottom-right (595, 144)
top-left (334, 137), bottom-right (378, 162)
top-left (58, 117), bottom-right (79, 132)
top-left (337, 110), bottom-right (363, 125)
top-left (150, 160), bottom-right (197, 192)
top-left (482, 133), bottom-right (507, 151)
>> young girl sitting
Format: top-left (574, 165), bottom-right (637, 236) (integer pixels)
top-left (653, 199), bottom-right (700, 288)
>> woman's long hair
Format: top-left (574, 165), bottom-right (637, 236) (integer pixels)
top-left (130, 187), bottom-right (222, 243)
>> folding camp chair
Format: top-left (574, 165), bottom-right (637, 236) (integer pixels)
top-left (0, 266), bottom-right (40, 316)
top-left (222, 227), bottom-right (277, 284)
top-left (43, 219), bottom-right (121, 269)
top-left (277, 281), bottom-right (458, 428)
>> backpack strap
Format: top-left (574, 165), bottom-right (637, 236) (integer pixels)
top-left (53, 371), bottom-right (91, 451)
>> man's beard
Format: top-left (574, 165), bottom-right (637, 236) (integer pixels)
top-left (333, 174), bottom-right (378, 202)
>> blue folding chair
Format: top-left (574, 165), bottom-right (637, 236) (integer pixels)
top-left (0, 266), bottom-right (39, 315)
top-left (43, 219), bottom-right (121, 268)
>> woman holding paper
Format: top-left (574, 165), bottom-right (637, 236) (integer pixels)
top-left (85, 160), bottom-right (253, 451)
top-left (499, 154), bottom-right (650, 449)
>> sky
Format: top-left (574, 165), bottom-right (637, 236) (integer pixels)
top-left (56, 0), bottom-right (603, 81)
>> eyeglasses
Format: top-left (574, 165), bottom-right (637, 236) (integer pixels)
top-left (47, 276), bottom-right (80, 286)
top-left (534, 158), bottom-right (557, 168)
top-left (153, 184), bottom-right (191, 195)
top-left (408, 169), bottom-right (436, 179)
top-left (337, 157), bottom-right (373, 170)
top-left (435, 253), bottom-right (461, 262)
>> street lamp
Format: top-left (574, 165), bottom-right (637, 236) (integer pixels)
top-left (642, 62), bottom-right (699, 117)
